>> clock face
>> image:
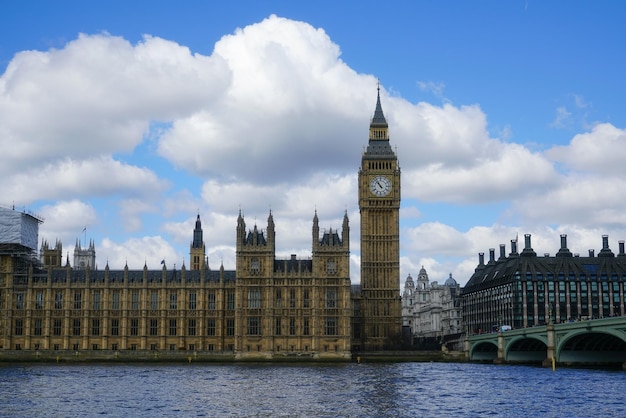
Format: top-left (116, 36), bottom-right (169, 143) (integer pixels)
top-left (369, 175), bottom-right (391, 197)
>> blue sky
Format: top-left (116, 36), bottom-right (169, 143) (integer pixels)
top-left (2, 1), bottom-right (626, 286)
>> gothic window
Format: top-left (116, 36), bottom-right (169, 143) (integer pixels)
top-left (150, 291), bottom-right (159, 310)
top-left (34, 319), bottom-right (42, 336)
top-left (227, 291), bottom-right (235, 310)
top-left (169, 292), bottom-right (177, 310)
top-left (303, 289), bottom-right (310, 308)
top-left (326, 288), bottom-right (338, 308)
top-left (207, 291), bottom-right (216, 310)
top-left (327, 259), bottom-right (337, 275)
top-left (188, 319), bottom-right (196, 336)
top-left (132, 291), bottom-right (140, 310)
top-left (150, 319), bottom-right (158, 336)
top-left (35, 292), bottom-right (44, 309)
top-left (248, 288), bottom-right (261, 308)
top-left (226, 318), bottom-right (235, 336)
top-left (111, 319), bottom-right (119, 336)
top-left (289, 289), bottom-right (296, 308)
top-left (275, 318), bottom-right (282, 335)
top-left (55, 291), bottom-right (63, 309)
top-left (73, 291), bottom-right (82, 309)
top-left (111, 291), bottom-right (120, 310)
top-left (247, 317), bottom-right (261, 335)
top-left (207, 319), bottom-right (216, 336)
top-left (188, 292), bottom-right (196, 310)
top-left (15, 292), bottom-right (24, 309)
top-left (92, 319), bottom-right (100, 336)
top-left (169, 319), bottom-right (177, 336)
top-left (53, 319), bottom-right (62, 336)
top-left (73, 319), bottom-right (81, 336)
top-left (275, 289), bottom-right (282, 308)
top-left (324, 317), bottom-right (338, 336)
top-left (250, 259), bottom-right (260, 275)
top-left (92, 291), bottom-right (101, 310)
top-left (14, 319), bottom-right (23, 335)
top-left (303, 318), bottom-right (310, 335)
top-left (130, 319), bottom-right (138, 336)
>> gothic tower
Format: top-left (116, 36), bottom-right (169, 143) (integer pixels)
top-left (40, 239), bottom-right (62, 269)
top-left (74, 239), bottom-right (96, 270)
top-left (190, 214), bottom-right (206, 270)
top-left (358, 85), bottom-right (402, 349)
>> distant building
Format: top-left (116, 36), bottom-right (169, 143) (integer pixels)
top-left (402, 267), bottom-right (463, 342)
top-left (73, 239), bottom-right (96, 270)
top-left (462, 234), bottom-right (626, 335)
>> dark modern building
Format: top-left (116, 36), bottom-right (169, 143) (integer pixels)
top-left (462, 234), bottom-right (626, 334)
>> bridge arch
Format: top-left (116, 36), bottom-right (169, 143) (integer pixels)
top-left (504, 335), bottom-right (547, 363)
top-left (557, 330), bottom-right (626, 365)
top-left (469, 341), bottom-right (498, 361)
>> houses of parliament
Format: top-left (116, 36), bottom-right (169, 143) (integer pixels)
top-left (0, 90), bottom-right (403, 359)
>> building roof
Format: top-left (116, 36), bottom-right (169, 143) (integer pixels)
top-left (462, 234), bottom-right (626, 294)
top-left (444, 273), bottom-right (458, 287)
top-left (370, 85), bottom-right (388, 128)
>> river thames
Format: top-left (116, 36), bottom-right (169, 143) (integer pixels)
top-left (0, 362), bottom-right (624, 417)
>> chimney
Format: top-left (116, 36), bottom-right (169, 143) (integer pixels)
top-left (599, 235), bottom-right (615, 257)
top-left (556, 234), bottom-right (573, 258)
top-left (619, 240), bottom-right (625, 256)
top-left (478, 252), bottom-right (485, 266)
top-left (521, 234), bottom-right (537, 257)
top-left (589, 249), bottom-right (595, 257)
top-left (489, 248), bottom-right (495, 264)
top-left (499, 244), bottom-right (506, 259)
top-left (510, 239), bottom-right (518, 256)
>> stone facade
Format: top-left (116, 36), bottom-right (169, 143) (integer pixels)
top-left (402, 267), bottom-right (463, 340)
top-left (0, 210), bottom-right (351, 360)
top-left (356, 86), bottom-right (402, 350)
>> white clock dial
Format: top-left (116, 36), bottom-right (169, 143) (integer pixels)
top-left (369, 175), bottom-right (391, 197)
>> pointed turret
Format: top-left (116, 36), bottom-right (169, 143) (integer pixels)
top-left (369, 83), bottom-right (389, 141)
top-left (192, 214), bottom-right (203, 248)
top-left (371, 83), bottom-right (388, 129)
top-left (190, 213), bottom-right (206, 271)
top-left (364, 83), bottom-right (395, 159)
top-left (342, 210), bottom-right (350, 251)
top-left (236, 209), bottom-right (246, 250)
top-left (267, 210), bottom-right (275, 252)
top-left (312, 210), bottom-right (320, 251)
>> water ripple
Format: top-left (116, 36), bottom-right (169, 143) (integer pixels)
top-left (0, 362), bottom-right (624, 417)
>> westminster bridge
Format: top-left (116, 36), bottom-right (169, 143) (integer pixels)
top-left (465, 316), bottom-right (626, 368)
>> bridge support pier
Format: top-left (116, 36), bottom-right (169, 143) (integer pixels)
top-left (464, 336), bottom-right (470, 360)
top-left (493, 332), bottom-right (505, 364)
top-left (542, 322), bottom-right (556, 368)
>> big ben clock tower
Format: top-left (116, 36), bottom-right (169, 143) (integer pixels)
top-left (358, 85), bottom-right (402, 349)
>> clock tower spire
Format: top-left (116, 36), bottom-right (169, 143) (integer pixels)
top-left (357, 85), bottom-right (402, 350)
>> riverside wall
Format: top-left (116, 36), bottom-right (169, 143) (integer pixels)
top-left (0, 349), bottom-right (466, 364)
